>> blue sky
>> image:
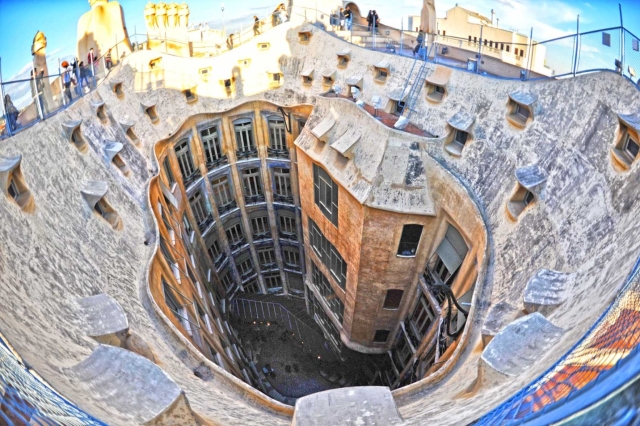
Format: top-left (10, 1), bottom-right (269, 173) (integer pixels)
top-left (0, 0), bottom-right (639, 83)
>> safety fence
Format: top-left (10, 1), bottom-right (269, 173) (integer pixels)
top-left (292, 5), bottom-right (640, 85)
top-left (0, 331), bottom-right (105, 425)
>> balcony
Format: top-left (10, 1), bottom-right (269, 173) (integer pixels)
top-left (252, 231), bottom-right (271, 242)
top-left (183, 169), bottom-right (202, 187)
top-left (217, 200), bottom-right (238, 215)
top-left (260, 262), bottom-right (279, 272)
top-left (284, 262), bottom-right (301, 272)
top-left (273, 194), bottom-right (294, 204)
top-left (229, 238), bottom-right (247, 252)
top-left (206, 155), bottom-right (228, 171)
top-left (236, 148), bottom-right (258, 160)
top-left (279, 231), bottom-right (298, 241)
top-left (244, 194), bottom-right (266, 205)
top-left (197, 214), bottom-right (215, 233)
top-left (267, 147), bottom-right (289, 159)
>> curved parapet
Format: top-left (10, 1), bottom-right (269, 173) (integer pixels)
top-left (69, 345), bottom-right (197, 424)
top-left (77, 294), bottom-right (129, 346)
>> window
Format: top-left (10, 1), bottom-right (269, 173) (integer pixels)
top-left (70, 127), bottom-right (87, 151)
top-left (468, 35), bottom-right (471, 43)
top-left (145, 105), bottom-right (159, 123)
top-left (426, 225), bottom-right (468, 289)
top-left (309, 218), bottom-right (347, 288)
top-left (302, 75), bottom-right (313, 85)
top-left (234, 119), bottom-right (257, 159)
top-left (283, 247), bottom-right (300, 270)
top-left (313, 164), bottom-right (339, 226)
top-left (383, 290), bottom-right (404, 310)
top-left (279, 213), bottom-right (297, 240)
top-left (163, 156), bottom-right (176, 188)
top-left (522, 189), bottom-right (535, 207)
top-left (311, 262), bottom-right (344, 324)
top-left (273, 167), bottom-right (293, 203)
top-left (603, 32), bottom-right (611, 47)
top-left (395, 101), bottom-right (405, 115)
top-left (623, 133), bottom-right (640, 162)
top-left (182, 213), bottom-right (193, 240)
top-left (634, 39), bottom-right (640, 52)
top-left (408, 293), bottom-right (435, 342)
top-left (242, 167), bottom-right (264, 203)
top-left (473, 36), bottom-right (477, 44)
top-left (207, 237), bottom-right (225, 268)
top-left (184, 88), bottom-right (196, 102)
top-left (175, 139), bottom-right (199, 185)
top-left (272, 72), bottom-right (281, 82)
top-left (374, 330), bottom-right (390, 343)
top-left (219, 268), bottom-right (235, 292)
top-left (501, 43), bottom-right (504, 50)
top-left (8, 178), bottom-right (20, 201)
top-left (163, 280), bottom-right (182, 317)
top-left (516, 104), bottom-right (530, 120)
top-left (258, 248), bottom-right (277, 270)
top-left (243, 279), bottom-right (260, 294)
top-left (211, 176), bottom-right (236, 214)
top-left (225, 221), bottom-right (245, 250)
top-left (251, 214), bottom-right (270, 240)
top-left (265, 273), bottom-right (282, 291)
top-left (338, 55), bottom-right (349, 66)
top-left (454, 130), bottom-right (468, 147)
top-left (519, 49), bottom-right (525, 57)
top-left (94, 197), bottom-right (120, 229)
top-left (506, 45), bottom-right (510, 53)
top-left (392, 333), bottom-right (413, 371)
top-left (377, 69), bottom-right (388, 80)
top-left (268, 118), bottom-right (288, 157)
top-left (189, 190), bottom-right (211, 232)
top-left (235, 253), bottom-right (255, 279)
top-left (514, 48), bottom-right (519, 56)
top-left (200, 125), bottom-right (226, 168)
top-left (397, 224), bottom-right (423, 257)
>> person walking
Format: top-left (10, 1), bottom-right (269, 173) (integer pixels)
top-left (79, 61), bottom-right (89, 92)
top-left (71, 57), bottom-right (82, 96)
top-left (62, 66), bottom-right (75, 104)
top-left (253, 16), bottom-right (261, 36)
top-left (414, 29), bottom-right (425, 56)
top-left (344, 6), bottom-right (352, 30)
top-left (105, 49), bottom-right (113, 71)
top-left (226, 34), bottom-right (234, 50)
top-left (372, 10), bottom-right (380, 30)
top-left (339, 8), bottom-right (345, 31)
top-left (87, 47), bottom-right (98, 88)
top-left (366, 10), bottom-right (373, 31)
top-left (4, 95), bottom-right (19, 132)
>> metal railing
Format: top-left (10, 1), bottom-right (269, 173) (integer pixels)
top-left (293, 5), bottom-right (640, 86)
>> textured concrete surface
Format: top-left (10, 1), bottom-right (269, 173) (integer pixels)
top-left (523, 269), bottom-right (572, 316)
top-left (481, 313), bottom-right (564, 377)
top-left (293, 386), bottom-right (403, 426)
top-left (76, 293), bottom-right (129, 343)
top-left (69, 345), bottom-right (191, 424)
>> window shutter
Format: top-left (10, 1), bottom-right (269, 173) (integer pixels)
top-left (436, 226), bottom-right (468, 274)
top-left (331, 179), bottom-right (339, 226)
top-left (313, 164), bottom-right (320, 205)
